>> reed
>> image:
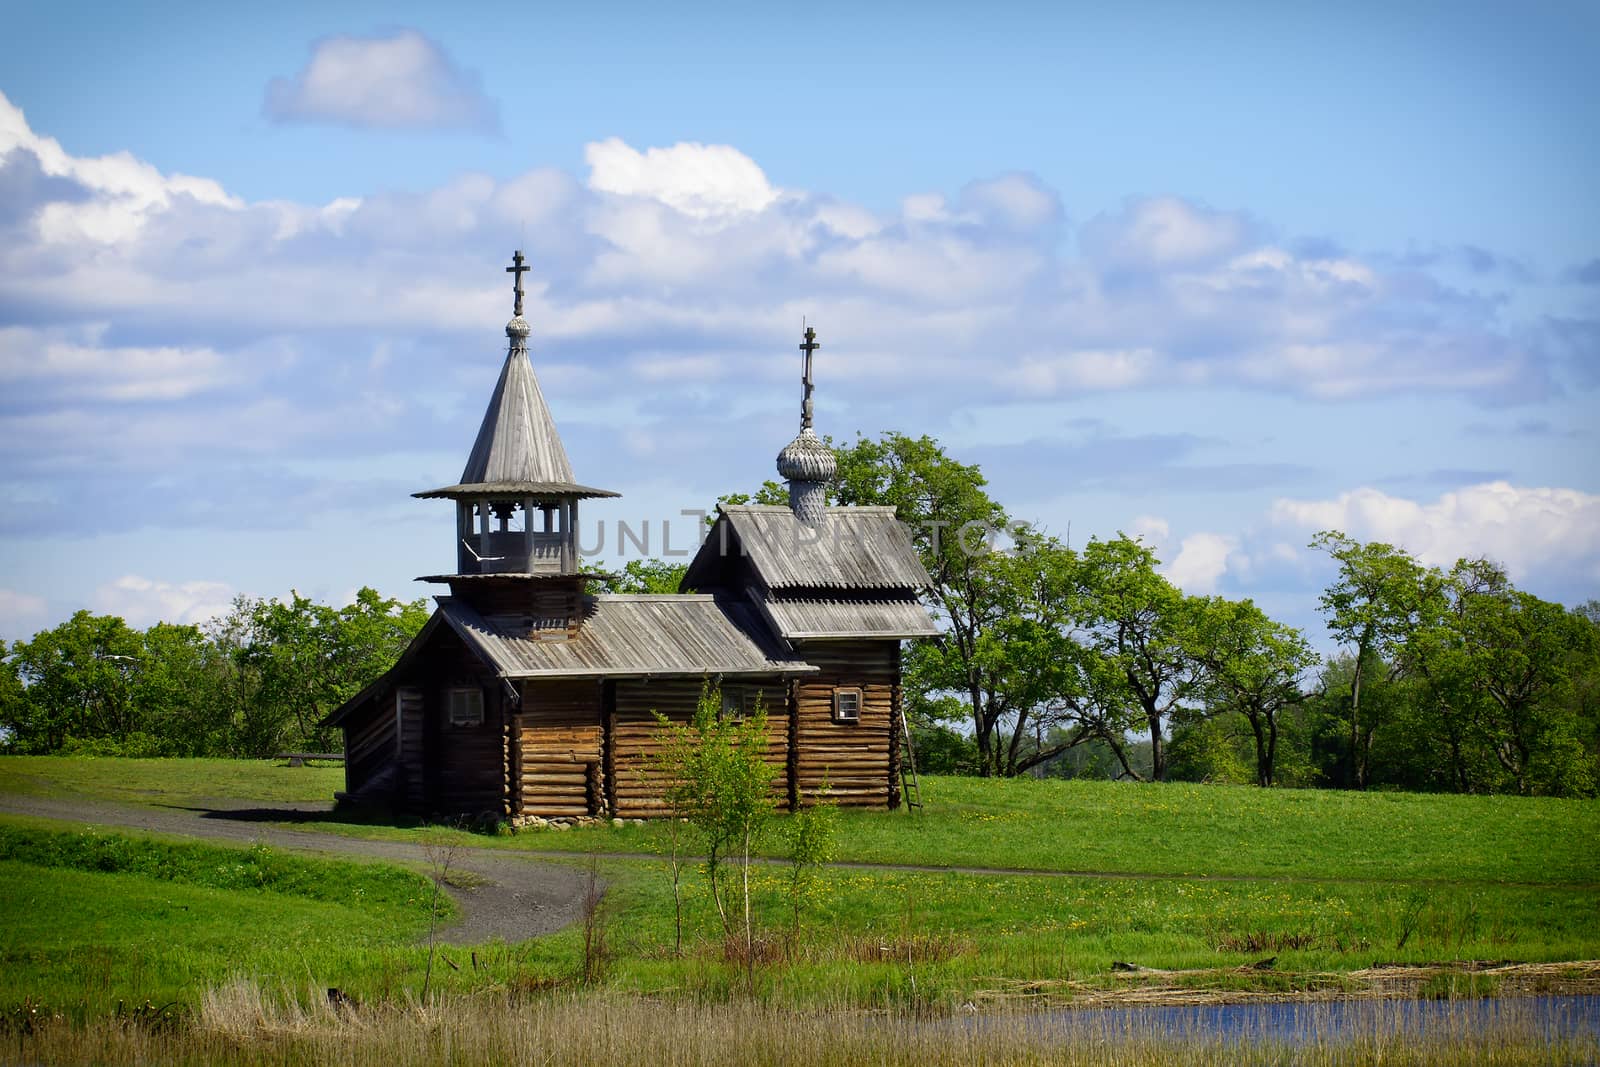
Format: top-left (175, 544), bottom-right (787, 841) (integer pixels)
top-left (3, 980), bottom-right (1593, 1067)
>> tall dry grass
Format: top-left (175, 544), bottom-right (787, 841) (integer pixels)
top-left (1, 979), bottom-right (1594, 1066)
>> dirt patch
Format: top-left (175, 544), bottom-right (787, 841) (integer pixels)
top-left (0, 793), bottom-right (589, 945)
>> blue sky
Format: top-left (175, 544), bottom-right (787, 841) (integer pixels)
top-left (1, 0), bottom-right (1596, 647)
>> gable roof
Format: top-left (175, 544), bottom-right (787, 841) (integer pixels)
top-left (415, 344), bottom-right (618, 500)
top-left (437, 594), bottom-right (815, 679)
top-left (684, 505), bottom-right (932, 592)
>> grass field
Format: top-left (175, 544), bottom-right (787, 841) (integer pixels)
top-left (1, 757), bottom-right (1597, 1024)
top-left (5, 757), bottom-right (1594, 885)
top-left (0, 822), bottom-right (453, 1014)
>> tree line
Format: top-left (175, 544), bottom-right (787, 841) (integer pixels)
top-left (2, 431), bottom-right (1595, 796)
top-left (718, 433), bottom-right (1600, 797)
top-left (0, 590), bottom-right (428, 757)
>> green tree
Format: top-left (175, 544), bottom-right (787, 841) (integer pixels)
top-left (133, 623), bottom-right (232, 756)
top-left (1407, 560), bottom-right (1596, 796)
top-left (0, 640), bottom-right (26, 752)
top-left (783, 793), bottom-right (839, 933)
top-left (832, 433), bottom-right (1019, 774)
top-left (1188, 597), bottom-right (1319, 787)
top-left (654, 683), bottom-right (776, 959)
top-left (1310, 531), bottom-right (1433, 789)
top-left (5, 611), bottom-right (143, 752)
top-left (609, 558), bottom-right (691, 594)
top-left (1074, 536), bottom-right (1205, 782)
top-left (214, 588), bottom-right (428, 755)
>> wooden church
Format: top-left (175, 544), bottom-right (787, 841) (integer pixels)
top-left (327, 253), bottom-right (936, 821)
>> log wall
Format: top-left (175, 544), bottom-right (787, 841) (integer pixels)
top-left (609, 678), bottom-right (790, 818)
top-left (342, 695), bottom-right (393, 799)
top-left (793, 641), bottom-right (898, 807)
top-left (517, 679), bottom-right (604, 816)
top-left (422, 628), bottom-right (509, 816)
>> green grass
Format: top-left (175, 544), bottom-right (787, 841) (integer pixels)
top-left (544, 776), bottom-right (1600, 885)
top-left (5, 758), bottom-right (1595, 886)
top-left (0, 756), bottom-right (343, 808)
top-left (0, 822), bottom-right (452, 1014)
top-left (2, 758), bottom-right (1598, 1017)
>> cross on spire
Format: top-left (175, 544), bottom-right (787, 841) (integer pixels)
top-left (506, 249), bottom-right (530, 316)
top-left (798, 324), bottom-right (819, 430)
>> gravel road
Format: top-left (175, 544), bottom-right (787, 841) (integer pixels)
top-left (0, 793), bottom-right (589, 945)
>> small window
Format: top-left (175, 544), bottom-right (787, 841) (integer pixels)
top-left (832, 687), bottom-right (862, 724)
top-left (448, 687), bottom-right (484, 728)
top-left (720, 687), bottom-right (746, 722)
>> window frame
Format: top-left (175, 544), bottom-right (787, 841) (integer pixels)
top-left (447, 686), bottom-right (485, 728)
top-left (831, 686), bottom-right (862, 724)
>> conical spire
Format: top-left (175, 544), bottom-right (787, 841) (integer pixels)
top-left (459, 314), bottom-right (577, 486)
top-left (776, 325), bottom-right (835, 525)
top-left (414, 251), bottom-right (617, 500)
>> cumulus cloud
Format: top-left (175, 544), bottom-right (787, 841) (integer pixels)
top-left (90, 576), bottom-right (235, 628)
top-left (0, 326), bottom-right (233, 403)
top-left (1080, 196), bottom-right (1253, 270)
top-left (1164, 532), bottom-right (1240, 594)
top-left (1271, 482), bottom-right (1600, 584)
top-left (0, 88), bottom-right (1592, 557)
top-left (264, 30), bottom-right (498, 133)
top-left (585, 137), bottom-right (779, 218)
top-left (0, 94), bottom-right (237, 245)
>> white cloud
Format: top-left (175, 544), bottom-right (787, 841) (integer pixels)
top-left (1164, 532), bottom-right (1240, 594)
top-left (1080, 196), bottom-right (1251, 268)
top-left (585, 137), bottom-right (779, 218)
top-left (264, 30), bottom-right (498, 132)
top-left (1271, 482), bottom-right (1600, 582)
top-left (0, 89), bottom-right (1587, 561)
top-left (0, 589), bottom-right (48, 642)
top-left (0, 93), bottom-right (238, 245)
top-left (1003, 349), bottom-right (1164, 393)
top-left (959, 173), bottom-right (1062, 231)
top-left (90, 576), bottom-right (235, 629)
top-left (0, 326), bottom-right (233, 402)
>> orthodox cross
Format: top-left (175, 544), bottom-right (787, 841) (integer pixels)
top-left (798, 325), bottom-right (820, 430)
top-left (506, 249), bottom-right (530, 316)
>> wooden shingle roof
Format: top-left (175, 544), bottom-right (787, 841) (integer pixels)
top-left (684, 505), bottom-right (932, 592)
top-left (436, 594), bottom-right (816, 679)
top-left (753, 594), bottom-right (939, 640)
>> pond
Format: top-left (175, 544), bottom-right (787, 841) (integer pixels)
top-left (967, 995), bottom-right (1600, 1045)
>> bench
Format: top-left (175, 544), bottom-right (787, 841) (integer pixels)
top-left (273, 752), bottom-right (345, 767)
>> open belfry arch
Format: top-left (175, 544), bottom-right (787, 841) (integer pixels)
top-left (327, 254), bottom-right (937, 821)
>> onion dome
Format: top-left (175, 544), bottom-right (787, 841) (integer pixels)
top-left (777, 427), bottom-right (837, 483)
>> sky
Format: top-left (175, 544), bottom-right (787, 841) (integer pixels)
top-left (0, 0), bottom-right (1596, 651)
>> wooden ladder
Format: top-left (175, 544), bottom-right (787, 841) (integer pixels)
top-left (898, 704), bottom-right (923, 813)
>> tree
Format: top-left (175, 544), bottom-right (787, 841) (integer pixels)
top-left (1407, 560), bottom-right (1596, 796)
top-left (225, 588), bottom-right (428, 755)
top-left (1188, 597), bottom-right (1318, 786)
top-left (654, 684), bottom-right (775, 961)
top-left (1074, 536), bottom-right (1205, 782)
top-left (832, 433), bottom-right (1017, 774)
top-left (133, 623), bottom-right (232, 756)
top-left (1310, 531), bottom-right (1433, 789)
top-left (609, 558), bottom-right (690, 594)
top-left (5, 611), bottom-right (143, 752)
top-left (0, 640), bottom-right (26, 752)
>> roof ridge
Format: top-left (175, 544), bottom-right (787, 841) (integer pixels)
top-left (593, 593), bottom-right (714, 602)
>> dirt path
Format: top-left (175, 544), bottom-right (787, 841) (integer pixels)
top-left (0, 793), bottom-right (589, 946)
